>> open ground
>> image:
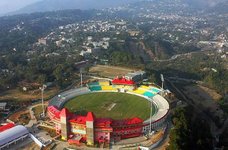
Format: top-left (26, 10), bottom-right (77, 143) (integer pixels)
top-left (89, 65), bottom-right (136, 78)
top-left (0, 87), bottom-right (59, 101)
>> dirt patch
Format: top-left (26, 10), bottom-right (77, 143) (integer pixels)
top-left (8, 109), bottom-right (31, 125)
top-left (183, 85), bottom-right (225, 125)
top-left (0, 87), bottom-right (59, 102)
top-left (199, 85), bottom-right (222, 101)
top-left (20, 142), bottom-right (40, 150)
top-left (89, 65), bottom-right (135, 78)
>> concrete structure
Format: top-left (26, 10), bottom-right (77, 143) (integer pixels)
top-left (85, 112), bottom-right (95, 145)
top-left (125, 71), bottom-right (146, 82)
top-left (60, 108), bottom-right (69, 140)
top-left (0, 103), bottom-right (7, 111)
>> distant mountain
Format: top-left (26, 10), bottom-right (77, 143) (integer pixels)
top-left (204, 0), bottom-right (228, 14)
top-left (184, 0), bottom-right (213, 7)
top-left (7, 0), bottom-right (228, 16)
top-left (184, 0), bottom-right (227, 8)
top-left (9, 0), bottom-right (138, 15)
top-left (132, 0), bottom-right (228, 12)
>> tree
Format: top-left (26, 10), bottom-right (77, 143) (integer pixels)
top-left (37, 74), bottom-right (47, 84)
top-left (53, 64), bottom-right (64, 87)
top-left (167, 107), bottom-right (213, 150)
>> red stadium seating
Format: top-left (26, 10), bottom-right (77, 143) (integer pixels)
top-left (112, 77), bottom-right (135, 85)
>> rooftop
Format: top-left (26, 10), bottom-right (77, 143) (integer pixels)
top-left (86, 112), bottom-right (95, 122)
top-left (125, 71), bottom-right (146, 78)
top-left (0, 102), bottom-right (7, 107)
top-left (0, 125), bottom-right (29, 146)
top-left (69, 116), bottom-right (86, 124)
top-left (0, 123), bottom-right (15, 133)
top-left (112, 77), bottom-right (135, 85)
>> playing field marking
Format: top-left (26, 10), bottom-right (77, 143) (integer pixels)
top-left (107, 103), bottom-right (116, 111)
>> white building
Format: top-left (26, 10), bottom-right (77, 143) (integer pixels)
top-left (0, 103), bottom-right (7, 111)
top-left (125, 71), bottom-right (146, 82)
top-left (0, 125), bottom-right (29, 150)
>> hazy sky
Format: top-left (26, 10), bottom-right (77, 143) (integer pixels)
top-left (0, 0), bottom-right (41, 15)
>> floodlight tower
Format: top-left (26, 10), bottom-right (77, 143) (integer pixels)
top-left (160, 74), bottom-right (164, 90)
top-left (80, 69), bottom-right (83, 87)
top-left (149, 100), bottom-right (153, 134)
top-left (39, 84), bottom-right (47, 117)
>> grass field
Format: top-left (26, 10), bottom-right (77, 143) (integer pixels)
top-left (64, 92), bottom-right (153, 120)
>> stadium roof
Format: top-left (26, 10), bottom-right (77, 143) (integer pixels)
top-left (0, 123), bottom-right (15, 133)
top-left (95, 118), bottom-right (112, 127)
top-left (112, 117), bottom-right (143, 126)
top-left (125, 71), bottom-right (146, 78)
top-left (0, 125), bottom-right (29, 146)
top-left (86, 112), bottom-right (95, 121)
top-left (60, 108), bottom-right (69, 118)
top-left (112, 77), bottom-right (135, 85)
top-left (69, 116), bottom-right (86, 124)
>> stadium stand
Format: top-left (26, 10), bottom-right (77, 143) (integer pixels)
top-left (123, 85), bottom-right (135, 91)
top-left (133, 89), bottom-right (147, 95)
top-left (132, 85), bottom-right (161, 98)
top-left (150, 87), bottom-right (161, 93)
top-left (88, 82), bottom-right (100, 86)
top-left (143, 92), bottom-right (155, 98)
top-left (112, 77), bottom-right (135, 85)
top-left (48, 87), bottom-right (90, 109)
top-left (140, 85), bottom-right (151, 90)
top-left (99, 81), bottom-right (110, 86)
top-left (89, 86), bottom-right (102, 91)
top-left (88, 82), bottom-right (103, 91)
top-left (47, 106), bottom-right (61, 121)
top-left (143, 95), bottom-right (169, 131)
top-left (101, 85), bottom-right (115, 91)
top-left (112, 85), bottom-right (124, 89)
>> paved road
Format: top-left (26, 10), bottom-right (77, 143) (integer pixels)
top-left (153, 121), bottom-right (172, 150)
top-left (26, 103), bottom-right (48, 128)
top-left (154, 51), bottom-right (199, 62)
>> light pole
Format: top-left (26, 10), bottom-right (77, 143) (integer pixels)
top-left (80, 70), bottom-right (83, 87)
top-left (149, 100), bottom-right (153, 134)
top-left (39, 84), bottom-right (47, 117)
top-left (80, 68), bottom-right (84, 87)
top-left (160, 74), bottom-right (164, 90)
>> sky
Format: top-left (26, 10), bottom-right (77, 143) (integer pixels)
top-left (0, 0), bottom-right (41, 15)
